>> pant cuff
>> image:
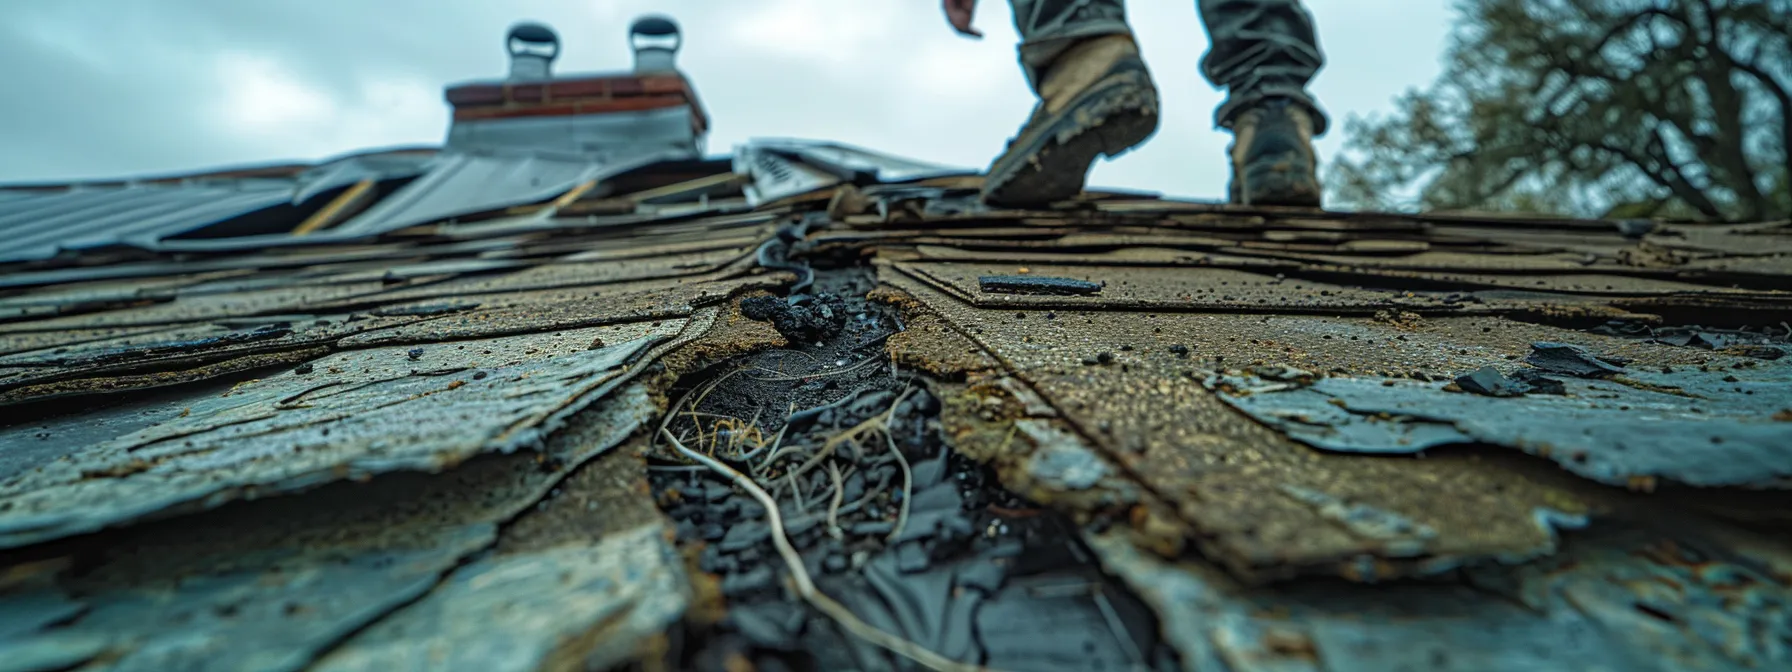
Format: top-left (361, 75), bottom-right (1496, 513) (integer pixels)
top-left (1215, 89), bottom-right (1330, 136)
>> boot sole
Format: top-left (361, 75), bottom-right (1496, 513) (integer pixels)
top-left (1239, 159), bottom-right (1322, 207)
top-left (984, 69), bottom-right (1158, 207)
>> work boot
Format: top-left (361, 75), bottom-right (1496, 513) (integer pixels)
top-left (1226, 97), bottom-right (1322, 207)
top-left (984, 34), bottom-right (1159, 207)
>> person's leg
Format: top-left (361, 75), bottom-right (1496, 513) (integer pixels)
top-left (985, 0), bottom-right (1159, 206)
top-left (1197, 0), bottom-right (1327, 206)
top-left (1197, 0), bottom-right (1327, 132)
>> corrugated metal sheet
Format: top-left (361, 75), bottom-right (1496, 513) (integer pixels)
top-left (734, 138), bottom-right (970, 205)
top-left (331, 150), bottom-right (691, 237)
top-left (0, 141), bottom-right (956, 263)
top-left (0, 182), bottom-right (295, 263)
top-left (290, 151), bottom-right (436, 205)
top-left (0, 149), bottom-right (443, 264)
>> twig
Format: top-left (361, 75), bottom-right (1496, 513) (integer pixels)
top-left (646, 464), bottom-right (710, 472)
top-left (788, 386), bottom-right (913, 484)
top-left (660, 429), bottom-right (993, 672)
top-left (758, 423), bottom-right (793, 472)
top-left (883, 428), bottom-right (913, 544)
top-left (736, 425), bottom-right (783, 463)
top-left (826, 461), bottom-right (846, 540)
top-left (669, 411), bottom-right (752, 422)
top-left (785, 389), bottom-right (872, 429)
top-left (885, 386), bottom-right (915, 426)
top-left (654, 384), bottom-right (707, 449)
top-left (1094, 586), bottom-right (1145, 665)
top-left (692, 366), bottom-right (750, 411)
top-left (878, 387), bottom-right (918, 543)
top-left (835, 470), bottom-right (892, 518)
top-left (761, 348), bottom-right (824, 366)
top-left (748, 354), bottom-right (884, 382)
top-left (789, 472), bottom-right (808, 514)
top-left (760, 441), bottom-right (809, 473)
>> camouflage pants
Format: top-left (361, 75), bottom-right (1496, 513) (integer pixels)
top-left (1007, 0), bottom-right (1328, 135)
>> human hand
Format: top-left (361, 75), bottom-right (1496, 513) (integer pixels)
top-left (943, 0), bottom-right (982, 38)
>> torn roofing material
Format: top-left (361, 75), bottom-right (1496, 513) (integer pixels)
top-left (733, 139), bottom-right (971, 205)
top-left (0, 382), bottom-right (668, 672)
top-left (876, 269), bottom-right (1603, 583)
top-left (1208, 361), bottom-right (1792, 489)
top-left (3, 24), bottom-right (1792, 666)
top-left (0, 318), bottom-right (686, 548)
top-left (1087, 523), bottom-right (1792, 672)
top-left (1, 146), bottom-right (1791, 670)
top-left (312, 523), bottom-right (688, 672)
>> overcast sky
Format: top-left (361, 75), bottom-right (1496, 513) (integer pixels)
top-left (0, 0), bottom-right (1451, 201)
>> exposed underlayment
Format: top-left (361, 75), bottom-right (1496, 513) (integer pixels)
top-left (2, 166), bottom-right (1791, 671)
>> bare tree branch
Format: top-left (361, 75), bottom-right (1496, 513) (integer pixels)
top-left (1599, 129), bottom-right (1727, 218)
top-left (1330, 0), bottom-right (1785, 220)
top-left (1728, 48), bottom-right (1792, 201)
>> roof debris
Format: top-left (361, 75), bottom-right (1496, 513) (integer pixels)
top-left (977, 274), bottom-right (1103, 296)
top-left (1452, 366), bottom-right (1565, 396)
top-left (1209, 362), bottom-right (1792, 488)
top-left (1525, 341), bottom-right (1629, 377)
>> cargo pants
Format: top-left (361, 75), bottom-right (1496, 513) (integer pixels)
top-left (1006, 0), bottom-right (1328, 135)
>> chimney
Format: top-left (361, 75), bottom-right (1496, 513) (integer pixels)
top-left (506, 22), bottom-right (559, 80)
top-left (629, 16), bottom-right (681, 73)
top-left (443, 16), bottom-right (709, 159)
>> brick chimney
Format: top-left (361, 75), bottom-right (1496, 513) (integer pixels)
top-left (442, 16), bottom-right (708, 160)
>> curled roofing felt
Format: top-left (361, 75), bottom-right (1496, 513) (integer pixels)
top-left (1, 144), bottom-right (1790, 670)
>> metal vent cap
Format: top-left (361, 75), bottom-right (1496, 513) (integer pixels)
top-left (506, 22), bottom-right (559, 80)
top-left (629, 15), bottom-right (681, 72)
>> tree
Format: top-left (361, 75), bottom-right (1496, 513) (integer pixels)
top-left (1329, 0), bottom-right (1792, 221)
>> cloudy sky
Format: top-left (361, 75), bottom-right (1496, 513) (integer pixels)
top-left (0, 0), bottom-right (1451, 201)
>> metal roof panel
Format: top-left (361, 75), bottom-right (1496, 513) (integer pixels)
top-left (0, 184), bottom-right (294, 263)
top-left (331, 150), bottom-right (691, 236)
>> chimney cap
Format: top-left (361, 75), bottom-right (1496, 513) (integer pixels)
top-left (507, 22), bottom-right (560, 57)
top-left (629, 15), bottom-right (680, 38)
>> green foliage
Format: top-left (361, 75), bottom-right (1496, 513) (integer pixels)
top-left (1328, 0), bottom-right (1792, 221)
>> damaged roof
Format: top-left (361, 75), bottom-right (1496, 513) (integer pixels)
top-left (5, 14), bottom-right (1792, 672)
